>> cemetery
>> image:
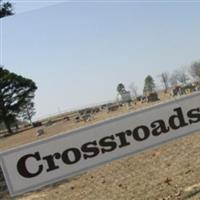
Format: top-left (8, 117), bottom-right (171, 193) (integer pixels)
top-left (0, 83), bottom-right (200, 200)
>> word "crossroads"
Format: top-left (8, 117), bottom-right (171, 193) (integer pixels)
top-left (17, 107), bottom-right (200, 178)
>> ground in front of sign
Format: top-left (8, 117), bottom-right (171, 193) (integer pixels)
top-left (1, 92), bottom-right (200, 200)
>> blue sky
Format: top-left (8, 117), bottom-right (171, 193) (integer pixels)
top-left (1, 1), bottom-right (200, 119)
top-left (9, 0), bottom-right (61, 14)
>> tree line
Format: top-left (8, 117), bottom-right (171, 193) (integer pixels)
top-left (128, 61), bottom-right (200, 99)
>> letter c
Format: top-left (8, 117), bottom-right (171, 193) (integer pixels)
top-left (17, 152), bottom-right (43, 178)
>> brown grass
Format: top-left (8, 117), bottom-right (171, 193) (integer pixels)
top-left (2, 92), bottom-right (200, 200)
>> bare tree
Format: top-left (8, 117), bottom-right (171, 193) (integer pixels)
top-left (176, 68), bottom-right (189, 84)
top-left (169, 72), bottom-right (178, 87)
top-left (129, 82), bottom-right (138, 99)
top-left (190, 61), bottom-right (200, 81)
top-left (159, 72), bottom-right (169, 92)
top-left (170, 68), bottom-right (189, 86)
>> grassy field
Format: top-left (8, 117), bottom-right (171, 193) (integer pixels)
top-left (2, 92), bottom-right (200, 200)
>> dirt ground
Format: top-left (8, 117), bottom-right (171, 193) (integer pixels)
top-left (2, 92), bottom-right (200, 200)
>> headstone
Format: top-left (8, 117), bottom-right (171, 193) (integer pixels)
top-left (33, 121), bottom-right (42, 127)
top-left (107, 104), bottom-right (120, 112)
top-left (45, 120), bottom-right (53, 127)
top-left (147, 92), bottom-right (159, 102)
top-left (36, 128), bottom-right (45, 137)
top-left (82, 114), bottom-right (93, 122)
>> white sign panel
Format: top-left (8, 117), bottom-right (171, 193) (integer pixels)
top-left (1, 92), bottom-right (200, 196)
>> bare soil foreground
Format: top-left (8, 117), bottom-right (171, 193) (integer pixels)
top-left (1, 93), bottom-right (200, 200)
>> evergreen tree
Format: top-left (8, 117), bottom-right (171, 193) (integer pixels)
top-left (0, 0), bottom-right (14, 18)
top-left (143, 75), bottom-right (155, 94)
